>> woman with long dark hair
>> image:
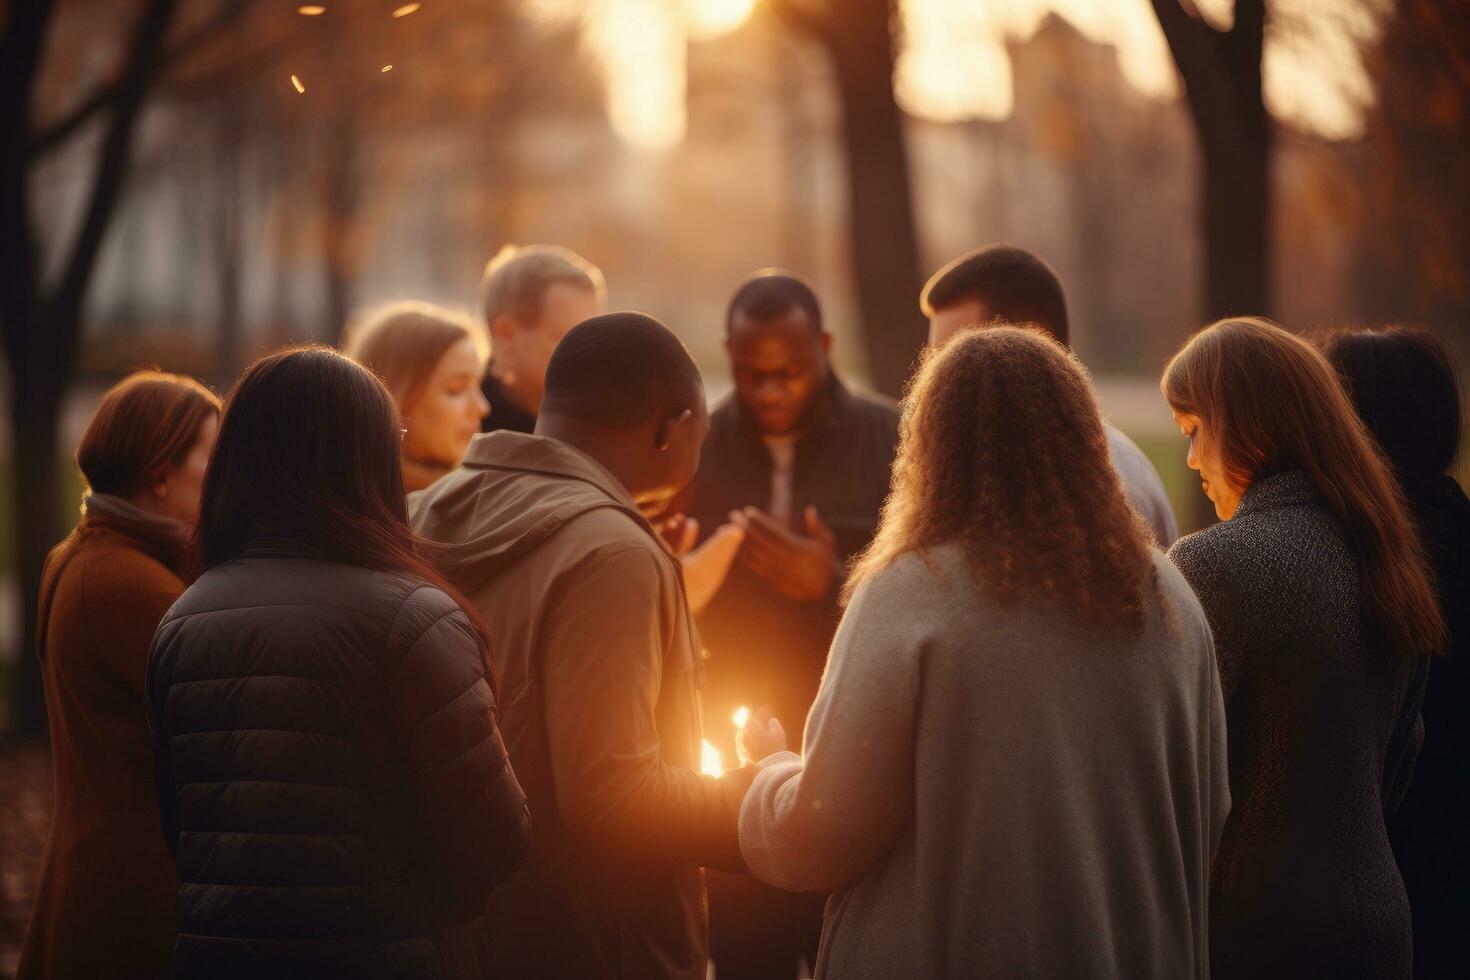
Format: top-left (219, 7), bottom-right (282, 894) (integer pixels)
top-left (1321, 325), bottom-right (1469, 980)
top-left (19, 371), bottom-right (219, 980)
top-left (737, 326), bottom-right (1229, 978)
top-left (1163, 317), bottom-right (1445, 980)
top-left (145, 347), bottom-right (529, 979)
top-left (345, 302), bottom-right (490, 491)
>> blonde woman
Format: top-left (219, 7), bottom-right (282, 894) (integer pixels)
top-left (346, 301), bottom-right (490, 491)
top-left (737, 326), bottom-right (1228, 979)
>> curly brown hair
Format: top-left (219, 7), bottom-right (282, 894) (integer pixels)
top-left (846, 325), bottom-right (1157, 633)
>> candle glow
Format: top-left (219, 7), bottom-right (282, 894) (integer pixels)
top-left (290, 74), bottom-right (306, 94)
top-left (700, 738), bottom-right (723, 778)
top-left (732, 706), bottom-right (750, 729)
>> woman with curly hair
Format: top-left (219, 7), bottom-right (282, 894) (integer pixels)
top-left (1163, 318), bottom-right (1445, 980)
top-left (736, 325), bottom-right (1229, 979)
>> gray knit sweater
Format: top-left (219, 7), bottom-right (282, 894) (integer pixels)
top-left (739, 543), bottom-right (1230, 979)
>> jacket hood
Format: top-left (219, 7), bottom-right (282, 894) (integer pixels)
top-left (408, 431), bottom-right (653, 591)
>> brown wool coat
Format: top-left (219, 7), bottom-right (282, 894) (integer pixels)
top-left (18, 509), bottom-right (186, 980)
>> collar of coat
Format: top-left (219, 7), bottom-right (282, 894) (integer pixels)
top-left (727, 368), bottom-right (853, 465)
top-left (461, 430), bottom-right (648, 521)
top-left (1234, 469), bottom-right (1319, 520)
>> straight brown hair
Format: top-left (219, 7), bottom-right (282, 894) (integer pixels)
top-left (197, 346), bottom-right (498, 689)
top-left (77, 370), bottom-right (221, 500)
top-left (344, 301), bottom-right (488, 415)
top-left (1162, 317), bottom-right (1446, 658)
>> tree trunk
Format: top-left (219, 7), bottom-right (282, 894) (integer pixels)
top-left (768, 0), bottom-right (925, 398)
top-left (8, 370), bottom-right (64, 736)
top-left (1199, 114), bottom-right (1271, 320)
top-left (827, 5), bottom-right (925, 398)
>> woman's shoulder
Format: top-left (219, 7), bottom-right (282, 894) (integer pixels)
top-left (70, 526), bottom-right (184, 595)
top-left (177, 556), bottom-right (454, 631)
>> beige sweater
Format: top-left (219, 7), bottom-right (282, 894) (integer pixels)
top-left (739, 543), bottom-right (1230, 979)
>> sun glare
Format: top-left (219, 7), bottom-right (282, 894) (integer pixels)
top-left (701, 739), bottom-right (724, 778)
top-left (684, 0), bottom-right (756, 42)
top-left (563, 0), bottom-right (1380, 150)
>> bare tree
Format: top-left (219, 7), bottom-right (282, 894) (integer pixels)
top-left (1151, 0), bottom-right (1272, 321)
top-left (0, 0), bottom-right (249, 735)
top-left (766, 0), bottom-right (925, 396)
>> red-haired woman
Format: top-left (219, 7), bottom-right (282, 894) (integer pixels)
top-left (1162, 317), bottom-right (1445, 980)
top-left (19, 371), bottom-right (221, 980)
top-left (737, 327), bottom-right (1229, 978)
top-left (345, 302), bottom-right (490, 491)
top-left (146, 347), bottom-right (528, 978)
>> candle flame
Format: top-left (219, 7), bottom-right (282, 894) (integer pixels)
top-left (392, 2), bottom-right (420, 16)
top-left (290, 74), bottom-right (306, 94)
top-left (700, 739), bottom-right (723, 778)
top-left (381, 65), bottom-right (393, 72)
top-left (297, 5), bottom-right (326, 14)
top-left (732, 706), bottom-right (750, 729)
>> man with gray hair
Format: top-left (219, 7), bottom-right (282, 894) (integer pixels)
top-left (479, 244), bottom-right (607, 433)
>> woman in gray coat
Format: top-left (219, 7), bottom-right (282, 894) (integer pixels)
top-left (1162, 318), bottom-right (1445, 980)
top-left (737, 326), bottom-right (1230, 978)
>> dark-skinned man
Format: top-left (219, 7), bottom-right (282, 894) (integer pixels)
top-left (411, 312), bottom-right (786, 980)
top-left (675, 271), bottom-right (900, 980)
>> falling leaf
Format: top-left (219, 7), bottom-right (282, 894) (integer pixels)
top-left (290, 74), bottom-right (306, 94)
top-left (297, 4), bottom-right (326, 14)
top-left (392, 2), bottom-right (421, 17)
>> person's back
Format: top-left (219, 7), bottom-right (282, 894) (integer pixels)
top-left (149, 558), bottom-right (524, 977)
top-left (1160, 318), bottom-right (1444, 980)
top-left (1169, 475), bottom-right (1424, 978)
top-left (1320, 325), bottom-right (1470, 978)
top-left (146, 347), bottom-right (529, 980)
top-left (751, 544), bottom-right (1223, 978)
top-left (20, 371), bottom-right (219, 980)
top-left (737, 327), bottom-right (1227, 979)
top-left (410, 313), bottom-right (758, 979)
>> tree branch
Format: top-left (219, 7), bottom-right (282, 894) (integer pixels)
top-left (48, 0), bottom-right (180, 349)
top-left (0, 0), bottom-right (55, 365)
top-left (28, 0), bottom-right (252, 160)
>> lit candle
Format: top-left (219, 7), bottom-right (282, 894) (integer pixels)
top-left (732, 706), bottom-right (750, 730)
top-left (700, 739), bottom-right (723, 779)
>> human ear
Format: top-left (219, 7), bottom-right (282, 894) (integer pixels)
top-left (819, 331), bottom-right (832, 356)
top-left (657, 408), bottom-right (693, 452)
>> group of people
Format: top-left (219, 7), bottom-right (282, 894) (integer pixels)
top-left (15, 241), bottom-right (1466, 980)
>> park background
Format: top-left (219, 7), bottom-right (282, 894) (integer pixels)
top-left (0, 1), bottom-right (1467, 973)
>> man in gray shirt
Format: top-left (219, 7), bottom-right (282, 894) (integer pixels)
top-left (922, 243), bottom-right (1179, 547)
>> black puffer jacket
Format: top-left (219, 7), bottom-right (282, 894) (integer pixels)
top-left (146, 547), bottom-right (530, 979)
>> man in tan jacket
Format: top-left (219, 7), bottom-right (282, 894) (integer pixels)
top-left (410, 312), bottom-right (775, 979)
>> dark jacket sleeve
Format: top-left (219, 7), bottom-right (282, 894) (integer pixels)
top-left (542, 543), bottom-right (748, 868)
top-left (387, 586), bottom-right (531, 924)
top-left (1382, 652), bottom-right (1430, 815)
